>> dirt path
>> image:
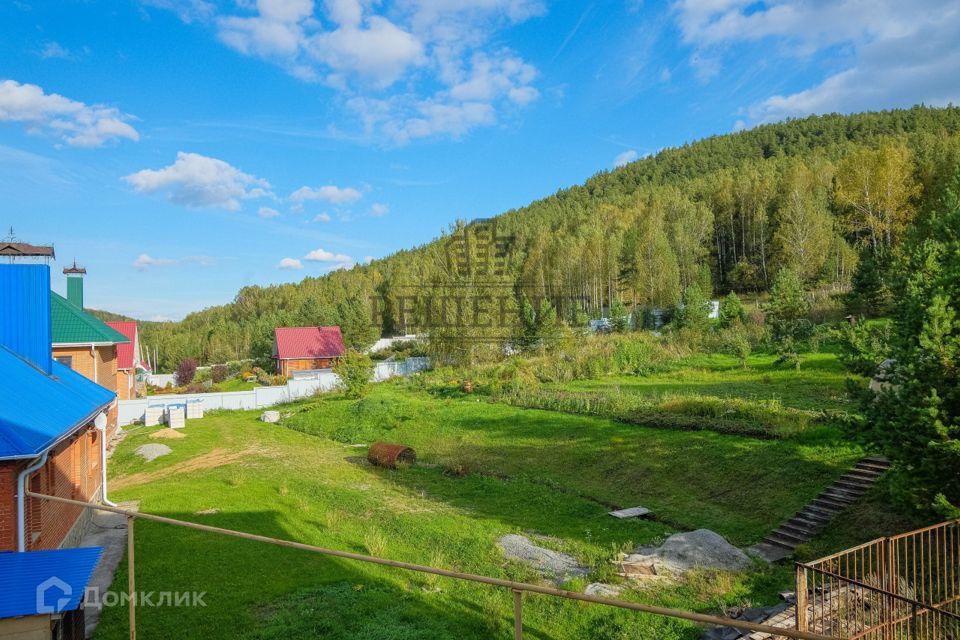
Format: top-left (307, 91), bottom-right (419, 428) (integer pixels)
top-left (112, 447), bottom-right (261, 490)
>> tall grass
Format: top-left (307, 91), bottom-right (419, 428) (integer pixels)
top-left (496, 387), bottom-right (825, 438)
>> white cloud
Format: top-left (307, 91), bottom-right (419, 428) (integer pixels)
top-left (304, 247), bottom-right (353, 263)
top-left (133, 254), bottom-right (175, 269)
top-left (369, 202), bottom-right (389, 217)
top-left (613, 149), bottom-right (639, 168)
top-left (0, 80), bottom-right (139, 147)
top-left (38, 42), bottom-right (76, 60)
top-left (278, 257), bottom-right (303, 269)
top-left (133, 254), bottom-right (215, 269)
top-left (674, 0), bottom-right (960, 123)
top-left (124, 152), bottom-right (273, 210)
top-left (140, 0), bottom-right (215, 23)
top-left (313, 212), bottom-right (331, 222)
top-left (153, 0), bottom-right (541, 143)
top-left (363, 255), bottom-right (375, 263)
top-left (259, 206), bottom-right (281, 218)
top-left (290, 184), bottom-right (362, 204)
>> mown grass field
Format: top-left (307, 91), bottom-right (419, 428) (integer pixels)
top-left (96, 351), bottom-right (917, 640)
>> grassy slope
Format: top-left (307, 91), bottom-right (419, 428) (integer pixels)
top-left (97, 353), bottom-right (918, 639)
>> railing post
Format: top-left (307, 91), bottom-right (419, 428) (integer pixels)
top-left (910, 603), bottom-right (917, 639)
top-left (127, 515), bottom-right (136, 640)
top-left (883, 537), bottom-right (894, 640)
top-left (796, 564), bottom-right (809, 632)
top-left (513, 589), bottom-right (523, 640)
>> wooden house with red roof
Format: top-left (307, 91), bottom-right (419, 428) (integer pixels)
top-left (273, 326), bottom-right (346, 376)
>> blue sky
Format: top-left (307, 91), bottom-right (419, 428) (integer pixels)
top-left (2, 0), bottom-right (958, 320)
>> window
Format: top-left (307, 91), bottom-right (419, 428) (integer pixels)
top-left (55, 355), bottom-right (73, 369)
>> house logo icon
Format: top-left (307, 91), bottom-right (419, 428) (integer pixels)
top-left (36, 576), bottom-right (72, 614)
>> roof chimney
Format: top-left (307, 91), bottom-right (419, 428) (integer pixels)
top-left (63, 260), bottom-right (86, 309)
top-left (0, 263), bottom-right (53, 374)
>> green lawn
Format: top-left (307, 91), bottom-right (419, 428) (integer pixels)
top-left (96, 362), bottom-right (916, 640)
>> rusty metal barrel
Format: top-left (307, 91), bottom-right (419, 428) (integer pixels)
top-left (367, 442), bottom-right (416, 469)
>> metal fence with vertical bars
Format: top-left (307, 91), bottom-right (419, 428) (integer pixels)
top-left (796, 519), bottom-right (960, 638)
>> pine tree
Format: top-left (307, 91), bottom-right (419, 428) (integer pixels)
top-left (858, 169), bottom-right (960, 517)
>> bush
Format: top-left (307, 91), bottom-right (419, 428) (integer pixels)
top-left (211, 364), bottom-right (228, 383)
top-left (333, 350), bottom-right (374, 399)
top-left (175, 358), bottom-right (198, 386)
top-left (718, 292), bottom-right (746, 327)
top-left (675, 284), bottom-right (712, 333)
top-left (719, 324), bottom-right (752, 367)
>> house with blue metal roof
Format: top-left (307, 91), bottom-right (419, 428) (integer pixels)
top-left (0, 260), bottom-right (117, 554)
top-left (0, 546), bottom-right (102, 640)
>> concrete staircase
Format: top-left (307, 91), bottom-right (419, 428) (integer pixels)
top-left (749, 456), bottom-right (890, 562)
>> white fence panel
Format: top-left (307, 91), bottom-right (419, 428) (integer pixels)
top-left (118, 358), bottom-right (430, 426)
top-left (145, 373), bottom-right (176, 388)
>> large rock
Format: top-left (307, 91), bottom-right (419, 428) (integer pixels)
top-left (498, 534), bottom-right (588, 583)
top-left (135, 444), bottom-right (172, 462)
top-left (622, 529), bottom-right (752, 576)
top-left (260, 410), bottom-right (281, 423)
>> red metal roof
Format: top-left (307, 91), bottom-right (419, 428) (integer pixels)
top-left (106, 321), bottom-right (137, 369)
top-left (274, 326), bottom-right (345, 360)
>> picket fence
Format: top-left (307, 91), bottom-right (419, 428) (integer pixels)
top-left (119, 357), bottom-right (430, 426)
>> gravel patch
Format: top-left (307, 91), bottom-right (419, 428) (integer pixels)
top-left (498, 534), bottom-right (588, 583)
top-left (135, 443), bottom-right (173, 462)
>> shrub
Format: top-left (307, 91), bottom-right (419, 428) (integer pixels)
top-left (675, 284), bottom-right (712, 333)
top-left (718, 292), bottom-right (746, 327)
top-left (333, 350), bottom-right (374, 399)
top-left (175, 358), bottom-right (198, 386)
top-left (211, 364), bottom-right (228, 383)
top-left (719, 324), bottom-right (752, 367)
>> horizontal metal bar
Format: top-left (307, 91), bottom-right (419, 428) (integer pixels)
top-left (887, 520), bottom-right (960, 541)
top-left (27, 492), bottom-right (831, 640)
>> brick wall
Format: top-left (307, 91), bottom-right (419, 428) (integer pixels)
top-left (52, 345), bottom-right (119, 435)
top-left (0, 424), bottom-right (103, 552)
top-left (0, 464), bottom-right (17, 552)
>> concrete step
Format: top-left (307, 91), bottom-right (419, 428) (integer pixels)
top-left (836, 475), bottom-right (875, 488)
top-left (787, 515), bottom-right (826, 533)
top-left (769, 528), bottom-right (807, 546)
top-left (763, 532), bottom-right (800, 550)
top-left (831, 480), bottom-right (870, 494)
top-left (810, 496), bottom-right (849, 511)
top-left (799, 504), bottom-right (837, 520)
top-left (794, 507), bottom-right (832, 523)
top-left (856, 460), bottom-right (890, 472)
top-left (818, 489), bottom-right (857, 504)
top-left (848, 467), bottom-right (884, 478)
top-left (779, 522), bottom-right (817, 540)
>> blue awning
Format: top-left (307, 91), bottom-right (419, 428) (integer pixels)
top-left (0, 547), bottom-right (103, 618)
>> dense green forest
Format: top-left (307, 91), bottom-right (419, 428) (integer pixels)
top-left (135, 106), bottom-right (960, 371)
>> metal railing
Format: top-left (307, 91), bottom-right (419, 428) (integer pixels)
top-left (27, 492), bottom-right (832, 640)
top-left (796, 519), bottom-right (960, 639)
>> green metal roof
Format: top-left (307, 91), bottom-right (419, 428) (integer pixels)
top-left (51, 292), bottom-right (129, 345)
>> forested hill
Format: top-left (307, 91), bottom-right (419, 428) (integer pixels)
top-left (139, 106), bottom-right (960, 370)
